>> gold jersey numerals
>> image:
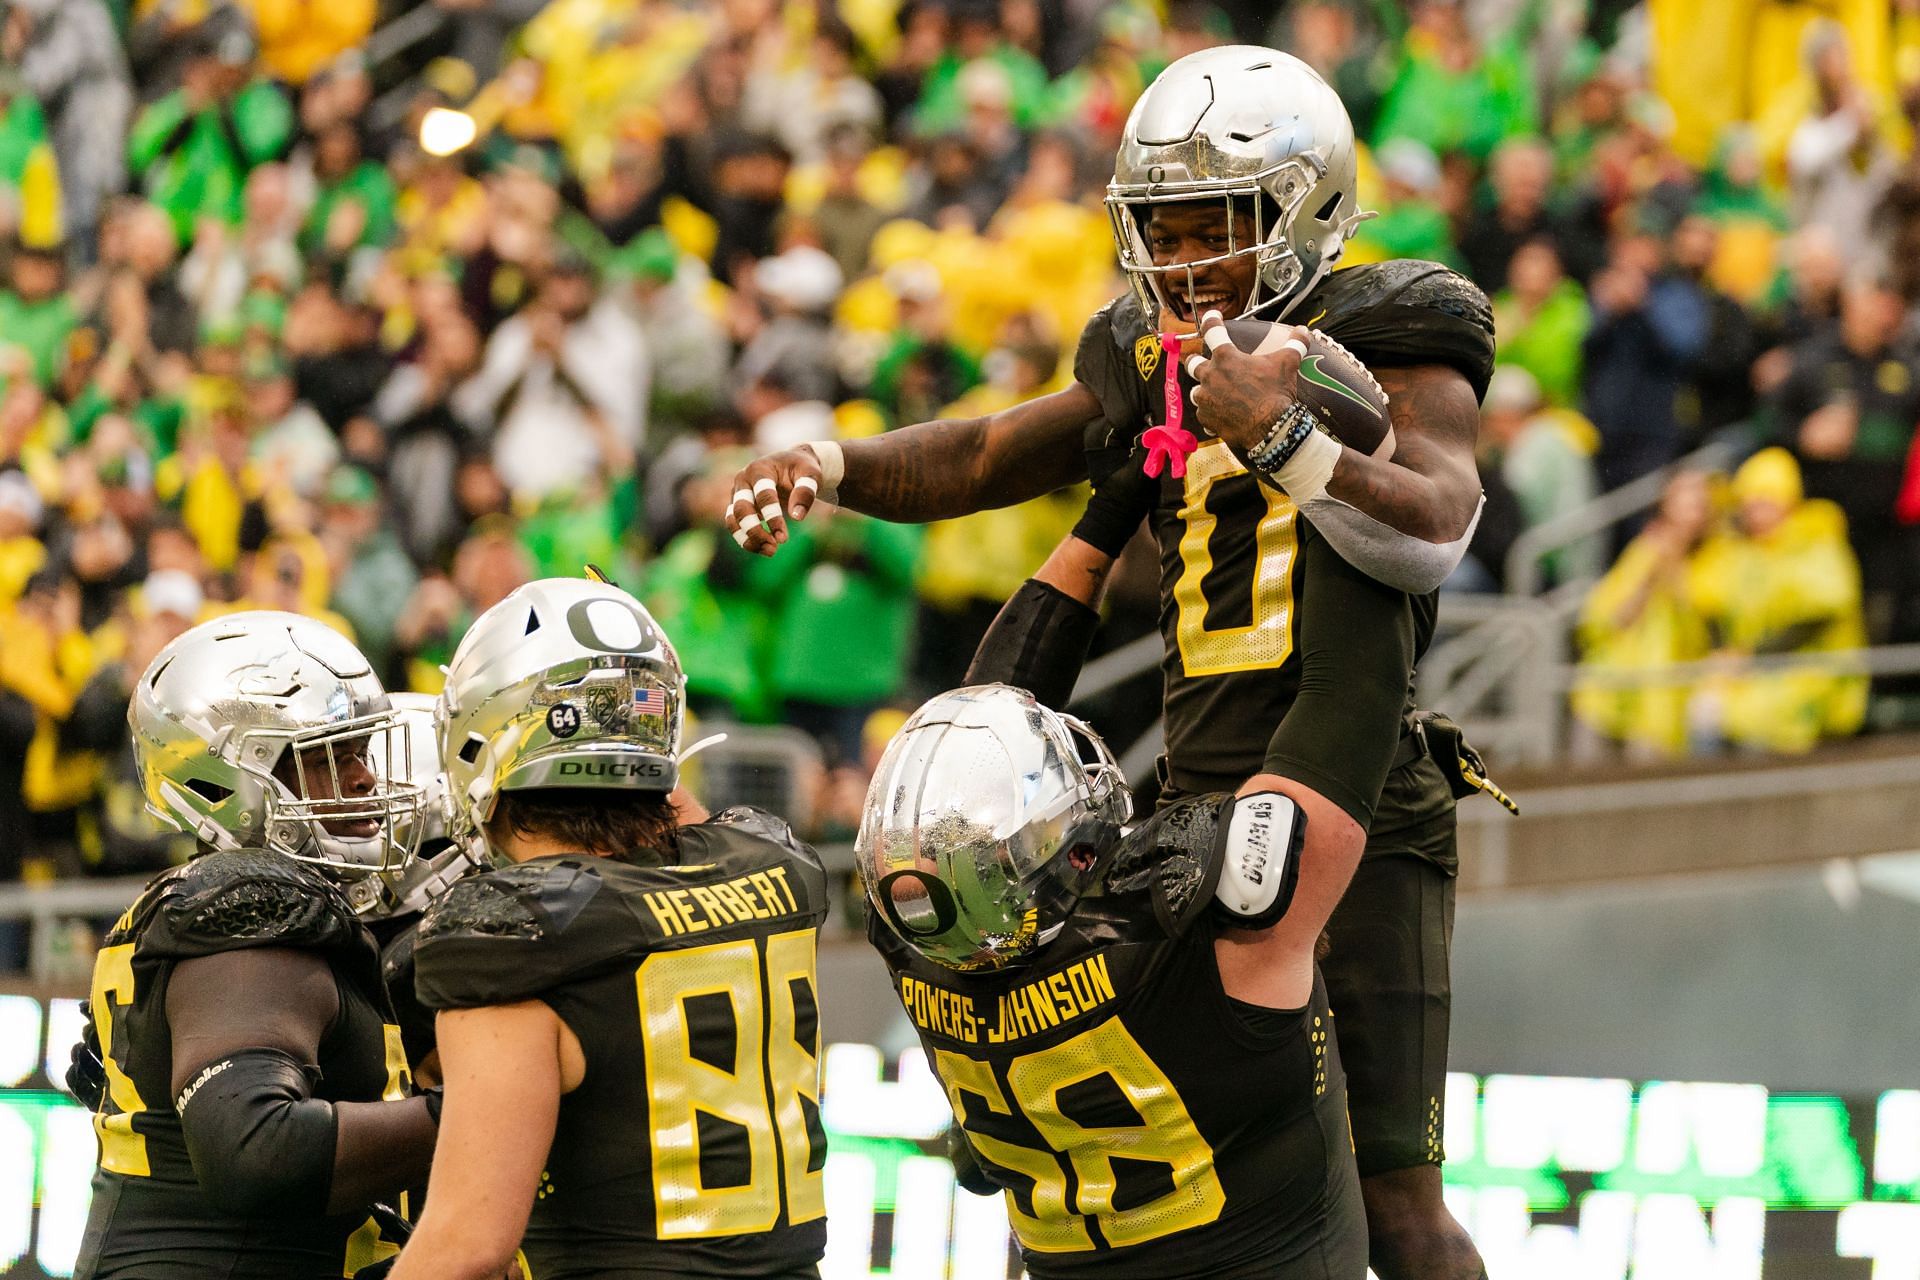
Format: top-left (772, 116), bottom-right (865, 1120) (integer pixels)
top-left (636, 930), bottom-right (824, 1238)
top-left (933, 1018), bottom-right (1226, 1253)
top-left (1171, 441), bottom-right (1300, 677)
top-left (88, 941), bottom-right (150, 1177)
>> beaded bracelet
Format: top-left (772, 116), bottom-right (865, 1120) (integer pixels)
top-left (1245, 402), bottom-right (1323, 474)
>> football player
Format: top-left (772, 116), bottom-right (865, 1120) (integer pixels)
top-left (860, 685), bottom-right (1366, 1279)
top-left (73, 612), bottom-right (441, 1280)
top-left (389, 577), bottom-right (829, 1280)
top-left (727, 47), bottom-right (1492, 1280)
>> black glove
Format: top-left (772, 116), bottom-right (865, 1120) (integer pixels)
top-left (65, 999), bottom-right (107, 1111)
top-left (349, 1201), bottom-right (414, 1278)
top-left (944, 1125), bottom-right (999, 1197)
top-left (1071, 447), bottom-right (1158, 558)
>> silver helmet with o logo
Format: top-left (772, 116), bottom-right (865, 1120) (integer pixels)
top-left (437, 578), bottom-right (685, 855)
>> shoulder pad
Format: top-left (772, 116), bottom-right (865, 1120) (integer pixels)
top-left (1075, 293), bottom-right (1156, 459)
top-left (412, 858), bottom-right (629, 1010)
top-left (416, 859), bottom-right (597, 947)
top-left (1105, 795), bottom-right (1233, 937)
top-left (684, 809), bottom-right (828, 885)
top-left (706, 805), bottom-right (805, 852)
top-left (1306, 261), bottom-right (1496, 398)
top-left (137, 849), bottom-right (364, 961)
top-left (1211, 792), bottom-right (1304, 929)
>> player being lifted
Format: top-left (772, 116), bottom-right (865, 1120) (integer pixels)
top-left (389, 577), bottom-right (830, 1280)
top-left (730, 47), bottom-right (1495, 1280)
top-left (860, 684), bottom-right (1366, 1279)
top-left (72, 612), bottom-right (440, 1280)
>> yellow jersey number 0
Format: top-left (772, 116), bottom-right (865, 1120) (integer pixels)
top-left (1172, 441), bottom-right (1300, 677)
top-left (931, 1019), bottom-right (1226, 1252)
top-left (636, 930), bottom-right (826, 1239)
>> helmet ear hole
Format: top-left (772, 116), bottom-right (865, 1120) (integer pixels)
top-left (1312, 190), bottom-right (1343, 223)
top-left (185, 778), bottom-right (234, 804)
top-left (524, 608), bottom-right (541, 635)
top-left (458, 735), bottom-right (485, 764)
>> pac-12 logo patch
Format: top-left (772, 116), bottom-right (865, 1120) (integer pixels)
top-left (1134, 333), bottom-right (1162, 381)
top-left (546, 703), bottom-right (582, 738)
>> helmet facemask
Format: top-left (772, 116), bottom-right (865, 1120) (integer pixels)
top-left (238, 710), bottom-right (426, 905)
top-left (1108, 154), bottom-right (1368, 337)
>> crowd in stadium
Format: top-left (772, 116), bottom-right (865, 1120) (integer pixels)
top-left (0, 0), bottom-right (1918, 901)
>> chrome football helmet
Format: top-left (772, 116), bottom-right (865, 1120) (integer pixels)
top-left (438, 578), bottom-right (685, 856)
top-left (1107, 45), bottom-right (1369, 331)
top-left (129, 611), bottom-right (425, 910)
top-left (856, 685), bottom-right (1131, 971)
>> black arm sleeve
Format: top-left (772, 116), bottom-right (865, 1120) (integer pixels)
top-left (175, 1048), bottom-right (338, 1217)
top-left (965, 579), bottom-right (1102, 709)
top-left (1262, 527), bottom-right (1417, 828)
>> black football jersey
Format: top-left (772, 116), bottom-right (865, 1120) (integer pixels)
top-left (1075, 264), bottom-right (1492, 797)
top-left (870, 796), bottom-right (1366, 1280)
top-left (411, 808), bottom-right (831, 1280)
top-left (74, 849), bottom-right (413, 1280)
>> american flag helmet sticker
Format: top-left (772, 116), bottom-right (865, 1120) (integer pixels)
top-left (632, 686), bottom-right (668, 718)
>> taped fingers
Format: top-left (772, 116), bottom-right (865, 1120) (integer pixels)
top-left (791, 474), bottom-right (820, 519)
top-left (752, 477), bottom-right (783, 526)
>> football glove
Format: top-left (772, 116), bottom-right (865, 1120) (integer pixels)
top-left (65, 1000), bottom-right (107, 1111)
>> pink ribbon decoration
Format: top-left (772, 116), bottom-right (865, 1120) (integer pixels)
top-left (1142, 331), bottom-right (1199, 479)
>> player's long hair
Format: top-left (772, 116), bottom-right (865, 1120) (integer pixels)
top-left (488, 788), bottom-right (680, 863)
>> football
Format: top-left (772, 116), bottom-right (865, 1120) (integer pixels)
top-left (1183, 319), bottom-right (1395, 460)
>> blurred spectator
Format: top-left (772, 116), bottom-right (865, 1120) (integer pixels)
top-left (300, 122), bottom-right (397, 261)
top-left (1371, 0), bottom-right (1538, 163)
top-left (643, 452), bottom-right (785, 723)
top-left (5, 0), bottom-right (132, 250)
top-left (739, 361), bottom-right (835, 456)
top-left (1782, 21), bottom-right (1902, 254)
top-left (454, 251), bottom-right (648, 504)
top-left (1573, 469), bottom-right (1716, 757)
top-left (914, 2), bottom-right (1051, 134)
top-left (1768, 271), bottom-right (1920, 641)
top-left (0, 235), bottom-right (76, 387)
top-left (62, 572), bottom-right (200, 875)
top-left (241, 0), bottom-right (376, 87)
top-left (428, 0), bottom-right (548, 81)
top-left (736, 245), bottom-right (844, 405)
top-left (111, 201), bottom-right (199, 356)
top-left (709, 133), bottom-right (793, 287)
top-left (1461, 136), bottom-right (1558, 291)
top-left (1582, 233), bottom-right (1709, 492)
top-left (1668, 215), bottom-right (1760, 445)
top-left (127, 23), bottom-right (292, 245)
top-left (769, 505), bottom-right (923, 765)
top-left (916, 330), bottom-right (1082, 681)
top-left (1480, 366), bottom-right (1603, 587)
top-left (808, 125), bottom-right (892, 281)
top-left (1687, 448), bottom-right (1867, 753)
top-left (742, 15), bottom-right (883, 165)
top-left (1492, 237), bottom-right (1589, 408)
top-left (1696, 126), bottom-right (1790, 306)
top-left (1355, 138), bottom-right (1461, 269)
top-left (613, 230), bottom-right (729, 427)
top-left (321, 465), bottom-right (416, 679)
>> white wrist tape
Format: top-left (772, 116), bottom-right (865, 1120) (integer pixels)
top-left (801, 440), bottom-right (844, 504)
top-left (1268, 426), bottom-right (1341, 503)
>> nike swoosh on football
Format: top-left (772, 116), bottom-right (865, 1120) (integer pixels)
top-left (1298, 355), bottom-right (1376, 415)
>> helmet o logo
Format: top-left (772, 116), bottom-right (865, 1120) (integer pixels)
top-left (1148, 164), bottom-right (1166, 185)
top-left (875, 868), bottom-right (959, 940)
top-left (567, 598), bottom-right (648, 653)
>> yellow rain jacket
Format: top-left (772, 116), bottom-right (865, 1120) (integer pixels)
top-left (1686, 497), bottom-right (1867, 754)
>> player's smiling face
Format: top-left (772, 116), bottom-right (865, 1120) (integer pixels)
top-left (1145, 200), bottom-right (1260, 325)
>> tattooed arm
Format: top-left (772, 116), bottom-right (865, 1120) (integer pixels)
top-left (1321, 364), bottom-right (1484, 543)
top-left (725, 384), bottom-right (1101, 555)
